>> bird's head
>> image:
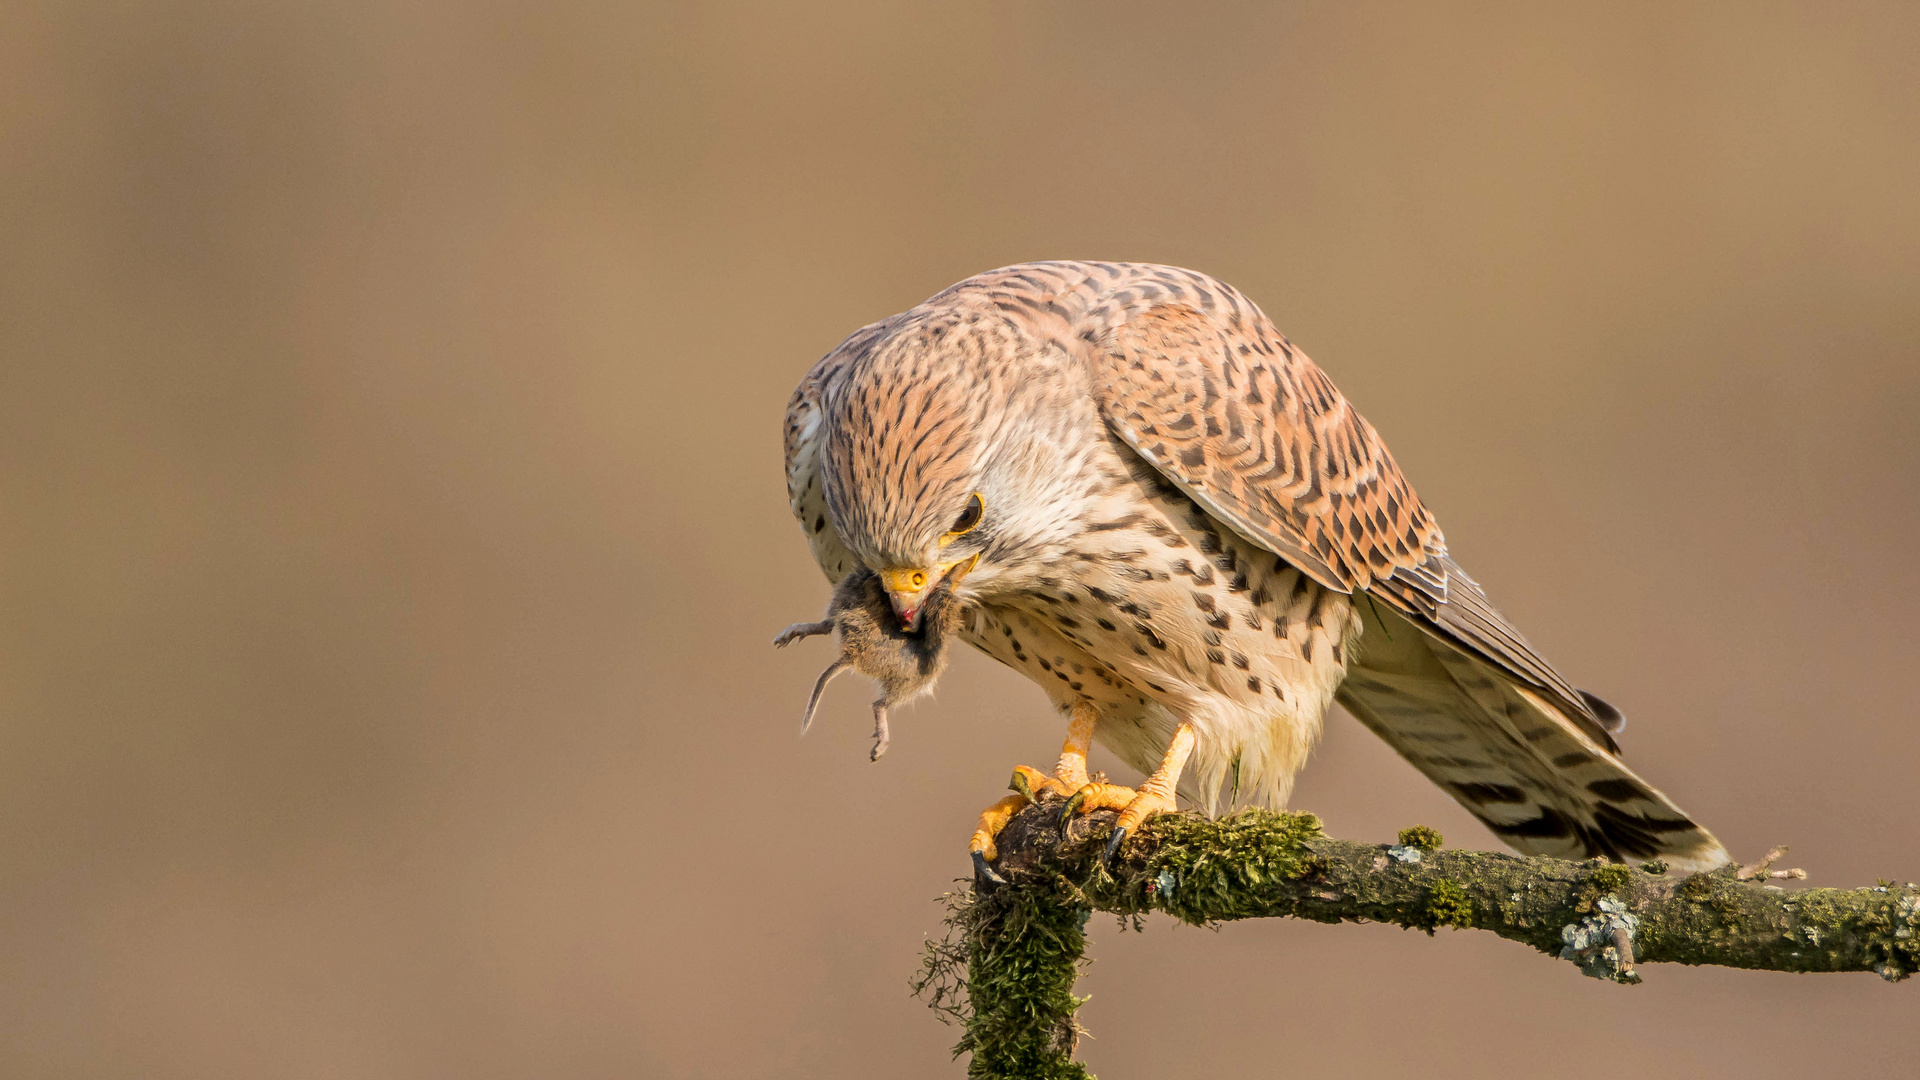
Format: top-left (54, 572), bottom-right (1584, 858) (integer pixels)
top-left (823, 451), bottom-right (993, 631)
top-left (818, 310), bottom-right (1095, 629)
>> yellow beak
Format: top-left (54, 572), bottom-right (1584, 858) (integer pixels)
top-left (878, 554), bottom-right (978, 629)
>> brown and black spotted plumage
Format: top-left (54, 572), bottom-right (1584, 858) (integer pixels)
top-left (783, 260), bottom-right (1729, 871)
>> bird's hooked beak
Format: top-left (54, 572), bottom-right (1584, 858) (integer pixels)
top-left (878, 553), bottom-right (978, 630)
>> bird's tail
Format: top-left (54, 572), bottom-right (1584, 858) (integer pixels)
top-left (1339, 617), bottom-right (1729, 871)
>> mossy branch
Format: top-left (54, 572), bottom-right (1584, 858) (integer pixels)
top-left (916, 799), bottom-right (1918, 1079)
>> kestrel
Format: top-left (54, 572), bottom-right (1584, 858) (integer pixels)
top-left (782, 261), bottom-right (1729, 878)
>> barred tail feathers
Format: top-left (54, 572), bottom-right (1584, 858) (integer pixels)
top-left (1339, 606), bottom-right (1728, 871)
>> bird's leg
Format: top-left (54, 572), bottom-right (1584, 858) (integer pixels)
top-left (968, 703), bottom-right (1102, 882)
top-left (1061, 721), bottom-right (1196, 863)
top-left (1055, 704), bottom-right (1136, 831)
top-left (1049, 701), bottom-right (1096, 789)
top-left (1014, 701), bottom-right (1098, 798)
top-left (773, 620), bottom-right (833, 648)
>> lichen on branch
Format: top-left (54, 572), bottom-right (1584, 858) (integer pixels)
top-left (915, 797), bottom-right (1917, 1079)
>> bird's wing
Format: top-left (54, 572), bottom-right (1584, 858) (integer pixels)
top-left (1093, 302), bottom-right (1437, 598)
top-left (1089, 297), bottom-right (1727, 868)
top-left (784, 319), bottom-right (896, 585)
top-left (1088, 300), bottom-right (1605, 734)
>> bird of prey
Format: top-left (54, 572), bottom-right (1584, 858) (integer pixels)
top-left (781, 260), bottom-right (1729, 877)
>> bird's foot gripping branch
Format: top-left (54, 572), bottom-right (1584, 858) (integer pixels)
top-left (913, 797), bottom-right (1919, 1079)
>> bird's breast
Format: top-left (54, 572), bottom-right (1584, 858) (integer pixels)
top-left (966, 466), bottom-right (1364, 722)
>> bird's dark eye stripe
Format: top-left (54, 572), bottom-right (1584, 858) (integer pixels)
top-left (950, 493), bottom-right (984, 534)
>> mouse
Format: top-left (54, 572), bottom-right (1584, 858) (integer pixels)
top-left (773, 567), bottom-right (964, 761)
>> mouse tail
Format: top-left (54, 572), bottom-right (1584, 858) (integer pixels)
top-left (801, 657), bottom-right (851, 735)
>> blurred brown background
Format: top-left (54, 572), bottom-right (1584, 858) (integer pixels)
top-left (2, 2), bottom-right (1917, 1077)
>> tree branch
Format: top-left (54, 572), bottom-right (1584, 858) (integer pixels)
top-left (915, 797), bottom-right (1919, 1079)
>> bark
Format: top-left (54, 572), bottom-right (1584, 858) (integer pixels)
top-left (915, 798), bottom-right (1919, 1080)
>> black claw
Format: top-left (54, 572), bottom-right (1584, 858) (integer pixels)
top-left (1104, 825), bottom-right (1129, 864)
top-left (972, 850), bottom-right (1007, 886)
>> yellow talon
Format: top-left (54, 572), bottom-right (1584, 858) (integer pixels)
top-left (1061, 781), bottom-right (1137, 817)
top-left (1111, 786), bottom-right (1178, 834)
top-left (971, 704), bottom-right (1112, 879)
top-left (969, 793), bottom-right (1029, 863)
top-left (1059, 781), bottom-right (1130, 825)
top-left (1010, 764), bottom-right (1072, 802)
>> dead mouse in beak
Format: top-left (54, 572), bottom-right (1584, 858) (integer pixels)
top-left (773, 567), bottom-right (965, 761)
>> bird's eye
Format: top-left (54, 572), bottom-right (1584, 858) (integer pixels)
top-left (947, 493), bottom-right (984, 537)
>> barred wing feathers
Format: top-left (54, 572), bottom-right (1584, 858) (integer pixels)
top-left (1089, 297), bottom-right (1727, 868)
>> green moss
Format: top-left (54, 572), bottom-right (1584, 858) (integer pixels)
top-left (911, 889), bottom-right (975, 1030)
top-left (927, 801), bottom-right (1920, 1075)
top-left (1397, 825), bottom-right (1444, 852)
top-left (916, 807), bottom-right (1332, 1077)
top-left (1841, 891), bottom-right (1920, 982)
top-left (1420, 878), bottom-right (1475, 933)
top-left (1678, 872), bottom-right (1719, 903)
top-left (955, 883), bottom-right (1093, 1080)
top-left (1588, 864), bottom-right (1632, 895)
top-left (1120, 809), bottom-right (1326, 926)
